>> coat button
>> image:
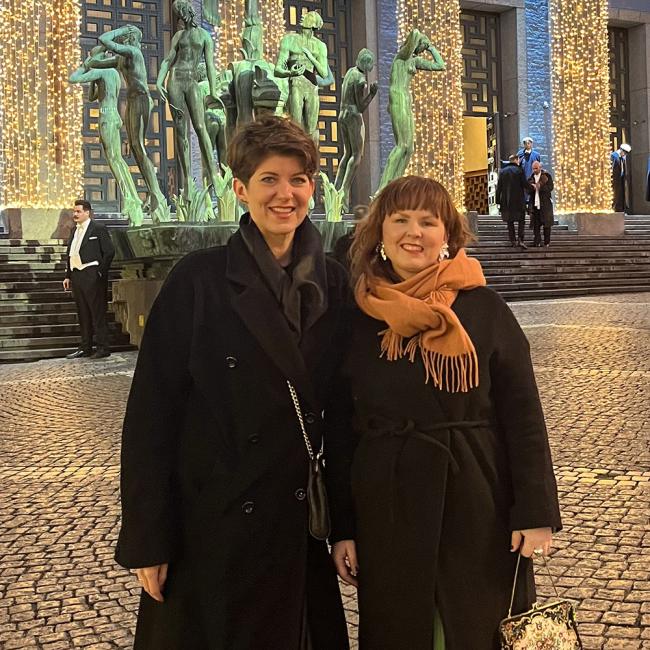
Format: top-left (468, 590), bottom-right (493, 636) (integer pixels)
top-left (226, 356), bottom-right (237, 369)
top-left (305, 412), bottom-right (316, 425)
top-left (248, 434), bottom-right (260, 444)
top-left (242, 501), bottom-right (255, 514)
top-left (294, 488), bottom-right (306, 501)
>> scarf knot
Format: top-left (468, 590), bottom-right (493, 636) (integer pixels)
top-left (356, 249), bottom-right (486, 393)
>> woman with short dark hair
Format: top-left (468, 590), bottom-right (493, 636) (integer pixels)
top-left (329, 176), bottom-right (561, 649)
top-left (116, 115), bottom-right (350, 649)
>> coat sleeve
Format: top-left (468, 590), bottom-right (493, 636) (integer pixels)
top-left (115, 261), bottom-right (194, 568)
top-left (323, 286), bottom-right (358, 543)
top-left (489, 295), bottom-right (562, 532)
top-left (97, 225), bottom-right (115, 277)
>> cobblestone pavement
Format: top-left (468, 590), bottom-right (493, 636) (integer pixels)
top-left (1, 293), bottom-right (649, 649)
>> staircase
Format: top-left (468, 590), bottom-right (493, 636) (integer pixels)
top-left (468, 214), bottom-right (650, 300)
top-left (0, 238), bottom-right (133, 362)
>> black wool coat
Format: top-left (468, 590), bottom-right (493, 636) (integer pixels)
top-left (496, 163), bottom-right (528, 222)
top-left (527, 171), bottom-right (555, 227)
top-left (115, 231), bottom-right (350, 649)
top-left (328, 287), bottom-right (562, 650)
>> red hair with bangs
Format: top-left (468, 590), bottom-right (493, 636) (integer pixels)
top-left (350, 176), bottom-right (474, 282)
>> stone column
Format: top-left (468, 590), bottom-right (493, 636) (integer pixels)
top-left (628, 22), bottom-right (650, 214)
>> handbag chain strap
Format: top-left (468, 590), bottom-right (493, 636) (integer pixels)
top-left (508, 553), bottom-right (561, 618)
top-left (287, 380), bottom-right (316, 462)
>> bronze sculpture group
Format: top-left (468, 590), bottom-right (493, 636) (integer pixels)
top-left (70, 1), bottom-right (446, 224)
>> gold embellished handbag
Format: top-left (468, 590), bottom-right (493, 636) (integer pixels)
top-left (499, 554), bottom-right (583, 650)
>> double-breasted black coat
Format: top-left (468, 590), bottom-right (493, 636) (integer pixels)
top-left (328, 286), bottom-right (562, 650)
top-left (115, 230), bottom-right (350, 649)
top-left (527, 171), bottom-right (555, 227)
top-left (495, 163), bottom-right (528, 222)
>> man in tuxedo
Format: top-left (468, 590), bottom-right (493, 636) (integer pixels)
top-left (62, 200), bottom-right (115, 359)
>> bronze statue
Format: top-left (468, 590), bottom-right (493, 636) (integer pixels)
top-left (335, 49), bottom-right (378, 211)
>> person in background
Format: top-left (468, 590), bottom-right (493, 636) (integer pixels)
top-left (62, 200), bottom-right (115, 359)
top-left (329, 175), bottom-right (561, 649)
top-left (517, 137), bottom-right (541, 181)
top-left (610, 143), bottom-right (631, 212)
top-left (528, 161), bottom-right (554, 247)
top-left (496, 154), bottom-right (529, 248)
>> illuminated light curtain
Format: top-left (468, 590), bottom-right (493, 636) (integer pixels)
top-left (0, 0), bottom-right (84, 209)
top-left (214, 0), bottom-right (285, 72)
top-left (396, 0), bottom-right (465, 208)
top-left (550, 0), bottom-right (612, 212)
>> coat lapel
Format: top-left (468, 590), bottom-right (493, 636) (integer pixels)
top-left (225, 233), bottom-right (318, 408)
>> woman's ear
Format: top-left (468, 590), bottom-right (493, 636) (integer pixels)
top-left (233, 178), bottom-right (248, 204)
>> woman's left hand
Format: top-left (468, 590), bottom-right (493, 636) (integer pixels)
top-left (511, 527), bottom-right (552, 557)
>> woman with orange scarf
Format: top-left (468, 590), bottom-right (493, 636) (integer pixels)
top-left (327, 176), bottom-right (561, 649)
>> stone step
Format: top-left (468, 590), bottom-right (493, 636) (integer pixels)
top-left (470, 250), bottom-right (650, 261)
top-left (479, 257), bottom-right (650, 268)
top-left (0, 328), bottom-right (130, 350)
top-left (483, 264), bottom-right (650, 276)
top-left (487, 276), bottom-right (650, 291)
top-left (1, 262), bottom-right (67, 271)
top-left (0, 239), bottom-right (66, 246)
top-left (0, 245), bottom-right (68, 254)
top-left (500, 284), bottom-right (650, 301)
top-left (0, 270), bottom-right (121, 282)
top-left (0, 319), bottom-right (123, 340)
top-left (0, 301), bottom-right (77, 315)
top-left (487, 270), bottom-right (650, 284)
top-left (0, 343), bottom-right (135, 363)
top-left (1, 291), bottom-right (80, 302)
top-left (0, 253), bottom-right (67, 263)
top-left (0, 281), bottom-right (74, 292)
top-left (0, 311), bottom-right (79, 326)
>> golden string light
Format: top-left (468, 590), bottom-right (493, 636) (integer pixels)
top-left (0, 0), bottom-right (84, 209)
top-left (396, 0), bottom-right (465, 208)
top-left (550, 0), bottom-right (612, 212)
top-left (214, 0), bottom-right (285, 73)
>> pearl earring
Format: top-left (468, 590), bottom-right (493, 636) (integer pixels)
top-left (377, 242), bottom-right (387, 261)
top-left (438, 242), bottom-right (449, 262)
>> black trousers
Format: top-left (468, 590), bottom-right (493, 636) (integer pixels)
top-left (507, 219), bottom-right (525, 243)
top-left (70, 267), bottom-right (109, 351)
top-left (531, 208), bottom-right (551, 245)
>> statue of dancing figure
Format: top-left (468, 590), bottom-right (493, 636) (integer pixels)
top-left (376, 29), bottom-right (446, 193)
top-left (156, 0), bottom-right (221, 209)
top-left (69, 46), bottom-right (144, 226)
top-left (334, 48), bottom-right (378, 212)
top-left (93, 25), bottom-right (169, 222)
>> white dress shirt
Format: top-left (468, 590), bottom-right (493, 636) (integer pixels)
top-left (533, 172), bottom-right (542, 209)
top-left (69, 219), bottom-right (99, 271)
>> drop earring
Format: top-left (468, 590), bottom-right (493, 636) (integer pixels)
top-left (438, 242), bottom-right (449, 262)
top-left (377, 242), bottom-right (387, 261)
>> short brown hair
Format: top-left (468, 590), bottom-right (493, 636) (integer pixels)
top-left (227, 115), bottom-right (318, 184)
top-left (350, 176), bottom-right (474, 282)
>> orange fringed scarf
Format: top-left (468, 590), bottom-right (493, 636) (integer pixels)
top-left (355, 249), bottom-right (487, 393)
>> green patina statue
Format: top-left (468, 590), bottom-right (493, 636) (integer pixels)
top-left (197, 63), bottom-right (228, 180)
top-left (334, 48), bottom-right (378, 212)
top-left (156, 0), bottom-right (221, 215)
top-left (69, 47), bottom-right (144, 226)
top-left (376, 29), bottom-right (446, 193)
top-left (92, 25), bottom-right (170, 223)
top-left (229, 0), bottom-right (287, 136)
top-left (274, 11), bottom-right (333, 143)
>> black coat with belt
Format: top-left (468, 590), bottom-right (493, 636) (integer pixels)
top-left (495, 163), bottom-right (528, 222)
top-left (65, 219), bottom-right (115, 278)
top-left (116, 230), bottom-right (350, 649)
top-left (328, 286), bottom-right (562, 650)
top-left (527, 171), bottom-right (554, 227)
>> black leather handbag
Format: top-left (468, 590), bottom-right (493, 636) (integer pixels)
top-left (287, 381), bottom-right (331, 541)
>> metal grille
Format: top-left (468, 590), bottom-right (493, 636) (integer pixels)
top-left (608, 27), bottom-right (630, 151)
top-left (80, 0), bottom-right (176, 212)
top-left (460, 11), bottom-right (501, 116)
top-left (284, 1), bottom-right (353, 183)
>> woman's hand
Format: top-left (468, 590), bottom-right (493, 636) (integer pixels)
top-left (332, 540), bottom-right (359, 587)
top-left (511, 528), bottom-right (552, 557)
top-left (135, 563), bottom-right (168, 602)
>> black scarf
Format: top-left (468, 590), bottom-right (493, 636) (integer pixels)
top-left (239, 213), bottom-right (328, 340)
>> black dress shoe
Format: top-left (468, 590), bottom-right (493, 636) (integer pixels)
top-left (518, 240), bottom-right (528, 249)
top-left (66, 349), bottom-right (92, 359)
top-left (91, 350), bottom-right (111, 359)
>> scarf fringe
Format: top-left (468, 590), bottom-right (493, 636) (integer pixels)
top-left (380, 330), bottom-right (479, 393)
